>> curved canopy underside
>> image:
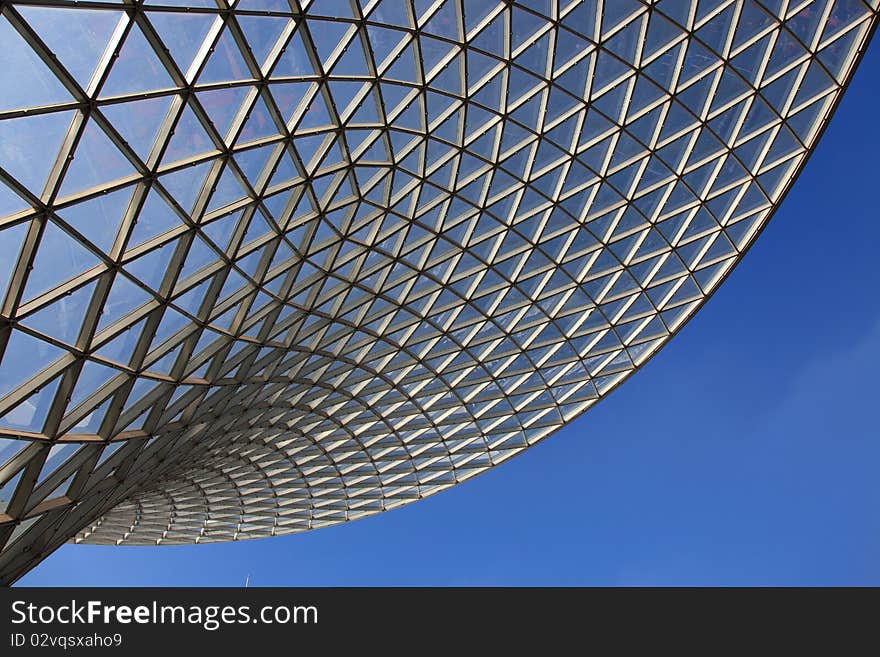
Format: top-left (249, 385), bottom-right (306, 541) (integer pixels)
top-left (0, 0), bottom-right (876, 573)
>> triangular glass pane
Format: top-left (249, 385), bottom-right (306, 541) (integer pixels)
top-left (93, 317), bottom-right (147, 366)
top-left (123, 237), bottom-right (179, 292)
top-left (158, 160), bottom-right (213, 213)
top-left (24, 220), bottom-right (100, 301)
top-left (100, 95), bottom-right (175, 161)
top-left (149, 306), bottom-right (190, 346)
top-left (207, 165), bottom-right (249, 212)
top-left (0, 439), bottom-right (26, 471)
top-left (197, 86), bottom-right (250, 140)
top-left (0, 16), bottom-right (72, 111)
top-left (41, 471), bottom-right (77, 502)
top-left (0, 180), bottom-right (30, 221)
top-left (0, 111), bottom-right (74, 196)
top-left (69, 396), bottom-right (112, 434)
top-left (270, 28), bottom-right (314, 77)
top-left (237, 96), bottom-right (281, 143)
top-left (57, 184), bottom-right (133, 255)
top-left (309, 20), bottom-right (355, 71)
top-left (22, 280), bottom-right (96, 346)
top-left (268, 81), bottom-right (311, 123)
top-left (177, 234), bottom-right (220, 280)
top-left (198, 29), bottom-right (252, 83)
top-left (69, 359), bottom-right (119, 408)
top-left (127, 188), bottom-right (183, 248)
top-left (163, 103), bottom-right (215, 163)
top-left (0, 376), bottom-right (60, 433)
top-left (333, 40), bottom-right (371, 77)
top-left (238, 14), bottom-right (291, 67)
top-left (59, 119), bottom-right (136, 197)
top-left (171, 278), bottom-right (211, 316)
top-left (102, 22), bottom-right (175, 96)
top-left (18, 6), bottom-right (123, 89)
top-left (0, 222), bottom-right (29, 303)
top-left (0, 467), bottom-right (25, 513)
top-left (201, 209), bottom-right (244, 251)
top-left (0, 330), bottom-right (65, 400)
top-left (234, 144), bottom-right (275, 187)
top-left (148, 11), bottom-right (217, 76)
top-left (96, 273), bottom-right (152, 331)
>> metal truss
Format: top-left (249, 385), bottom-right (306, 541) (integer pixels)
top-left (0, 0), bottom-right (876, 583)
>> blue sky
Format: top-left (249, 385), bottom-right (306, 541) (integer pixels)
top-left (19, 38), bottom-right (880, 587)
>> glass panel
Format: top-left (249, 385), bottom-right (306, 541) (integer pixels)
top-left (0, 330), bottom-right (64, 400)
top-left (23, 220), bottom-right (100, 301)
top-left (0, 16), bottom-right (71, 112)
top-left (0, 111), bottom-right (75, 196)
top-left (58, 119), bottom-right (136, 198)
top-left (18, 6), bottom-right (123, 89)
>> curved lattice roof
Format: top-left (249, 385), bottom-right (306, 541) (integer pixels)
top-left (0, 0), bottom-right (876, 577)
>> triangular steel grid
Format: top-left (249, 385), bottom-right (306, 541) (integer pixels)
top-left (0, 0), bottom-right (876, 577)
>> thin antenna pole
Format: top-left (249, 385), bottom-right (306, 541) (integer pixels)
top-left (245, 574), bottom-right (250, 588)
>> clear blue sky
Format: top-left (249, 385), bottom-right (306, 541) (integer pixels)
top-left (19, 38), bottom-right (880, 587)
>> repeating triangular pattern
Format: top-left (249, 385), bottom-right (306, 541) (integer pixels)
top-left (0, 0), bottom-right (876, 577)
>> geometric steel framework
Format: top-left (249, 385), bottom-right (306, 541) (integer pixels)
top-left (0, 0), bottom-right (876, 583)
